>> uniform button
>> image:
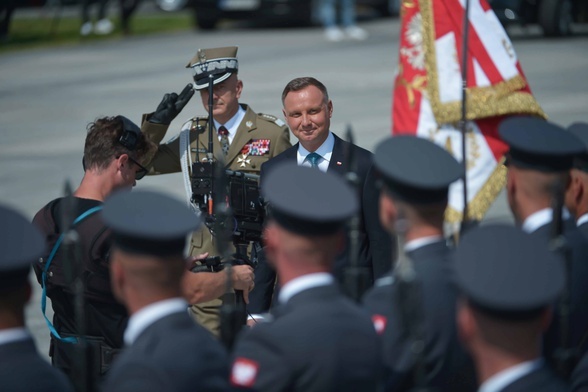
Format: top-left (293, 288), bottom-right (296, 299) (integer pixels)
top-left (251, 163), bottom-right (256, 168)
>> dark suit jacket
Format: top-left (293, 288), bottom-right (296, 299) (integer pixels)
top-left (572, 351), bottom-right (588, 391)
top-left (101, 311), bottom-right (229, 392)
top-left (249, 133), bottom-right (394, 313)
top-left (0, 337), bottom-right (74, 392)
top-left (362, 240), bottom-right (477, 392)
top-left (230, 284), bottom-right (382, 391)
top-left (577, 221), bottom-right (588, 240)
top-left (531, 220), bottom-right (588, 375)
top-left (501, 365), bottom-right (569, 392)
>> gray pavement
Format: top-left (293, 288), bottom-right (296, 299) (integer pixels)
top-left (1, 15), bottom-right (588, 359)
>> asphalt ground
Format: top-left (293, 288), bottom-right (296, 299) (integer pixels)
top-left (1, 11), bottom-right (588, 359)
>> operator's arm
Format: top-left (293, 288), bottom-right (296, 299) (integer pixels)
top-left (182, 265), bottom-right (255, 304)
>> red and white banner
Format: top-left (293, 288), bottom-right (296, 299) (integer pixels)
top-left (392, 0), bottom-right (545, 223)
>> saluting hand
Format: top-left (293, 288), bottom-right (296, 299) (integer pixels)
top-left (149, 83), bottom-right (195, 125)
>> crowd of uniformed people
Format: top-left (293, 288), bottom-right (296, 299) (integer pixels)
top-left (1, 46), bottom-right (588, 392)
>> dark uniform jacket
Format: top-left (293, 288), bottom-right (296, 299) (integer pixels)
top-left (362, 240), bottom-right (477, 392)
top-left (0, 336), bottom-right (74, 392)
top-left (531, 220), bottom-right (588, 375)
top-left (32, 197), bottom-right (127, 389)
top-left (248, 133), bottom-right (393, 313)
top-left (499, 365), bottom-right (569, 392)
top-left (141, 104), bottom-right (292, 335)
top-left (572, 351), bottom-right (588, 392)
top-left (230, 283), bottom-right (382, 391)
top-left (101, 311), bottom-right (229, 392)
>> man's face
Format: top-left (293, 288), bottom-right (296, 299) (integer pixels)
top-left (282, 85), bottom-right (332, 152)
top-left (199, 74), bottom-right (243, 124)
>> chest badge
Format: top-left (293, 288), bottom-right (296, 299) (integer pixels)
top-left (238, 154), bottom-right (251, 168)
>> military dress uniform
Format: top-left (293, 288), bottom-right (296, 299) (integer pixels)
top-left (99, 190), bottom-right (229, 392)
top-left (567, 122), bottom-right (588, 239)
top-left (455, 225), bottom-right (570, 392)
top-left (0, 204), bottom-right (74, 392)
top-left (499, 117), bottom-right (588, 377)
top-left (362, 136), bottom-right (476, 392)
top-left (230, 164), bottom-right (382, 391)
top-left (141, 46), bottom-right (291, 335)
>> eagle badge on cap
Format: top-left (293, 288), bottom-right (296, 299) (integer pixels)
top-left (198, 49), bottom-right (207, 63)
top-left (231, 358), bottom-right (259, 387)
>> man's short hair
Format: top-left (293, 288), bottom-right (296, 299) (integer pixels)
top-left (281, 77), bottom-right (329, 105)
top-left (83, 116), bottom-right (155, 171)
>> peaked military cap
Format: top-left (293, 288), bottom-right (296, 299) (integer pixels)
top-left (262, 163), bottom-right (358, 235)
top-left (102, 190), bottom-right (202, 257)
top-left (499, 116), bottom-right (584, 172)
top-left (456, 224), bottom-right (564, 319)
top-left (373, 135), bottom-right (463, 204)
top-left (0, 204), bottom-right (45, 292)
top-left (567, 122), bottom-right (588, 172)
top-left (186, 46), bottom-right (239, 90)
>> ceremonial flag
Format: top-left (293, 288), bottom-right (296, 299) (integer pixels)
top-left (392, 0), bottom-right (545, 224)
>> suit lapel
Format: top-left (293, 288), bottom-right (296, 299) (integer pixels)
top-left (328, 134), bottom-right (347, 176)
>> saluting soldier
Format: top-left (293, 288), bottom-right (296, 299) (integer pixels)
top-left (565, 122), bottom-right (588, 238)
top-left (455, 224), bottom-right (569, 392)
top-left (361, 135), bottom-right (476, 391)
top-left (499, 116), bottom-right (588, 377)
top-left (100, 190), bottom-right (229, 392)
top-left (0, 204), bottom-right (74, 392)
top-left (229, 164), bottom-right (381, 392)
top-left (140, 46), bottom-right (292, 335)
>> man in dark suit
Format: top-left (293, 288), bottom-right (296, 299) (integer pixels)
top-left (565, 122), bottom-right (588, 238)
top-left (500, 116), bottom-right (588, 378)
top-left (455, 224), bottom-right (569, 392)
top-left (0, 204), bottom-right (74, 392)
top-left (362, 135), bottom-right (476, 391)
top-left (100, 190), bottom-right (229, 392)
top-left (249, 76), bottom-right (392, 315)
top-left (229, 164), bottom-right (382, 391)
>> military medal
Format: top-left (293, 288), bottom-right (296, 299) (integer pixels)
top-left (238, 154), bottom-right (251, 168)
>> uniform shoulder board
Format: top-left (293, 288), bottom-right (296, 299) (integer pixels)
top-left (259, 113), bottom-right (286, 128)
top-left (375, 275), bottom-right (394, 287)
top-left (185, 116), bottom-right (209, 132)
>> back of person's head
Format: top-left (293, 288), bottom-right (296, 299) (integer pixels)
top-left (83, 116), bottom-right (156, 172)
top-left (281, 77), bottom-right (329, 104)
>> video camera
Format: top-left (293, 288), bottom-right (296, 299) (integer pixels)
top-left (190, 160), bottom-right (265, 245)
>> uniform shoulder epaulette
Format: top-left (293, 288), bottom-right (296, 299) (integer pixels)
top-left (258, 113), bottom-right (286, 128)
top-left (187, 116), bottom-right (209, 132)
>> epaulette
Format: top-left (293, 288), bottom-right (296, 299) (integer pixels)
top-left (258, 113), bottom-right (286, 127)
top-left (188, 116), bottom-right (209, 132)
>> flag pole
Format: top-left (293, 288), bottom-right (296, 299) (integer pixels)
top-left (459, 0), bottom-right (472, 235)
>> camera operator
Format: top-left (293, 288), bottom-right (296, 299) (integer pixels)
top-left (32, 116), bottom-right (157, 391)
top-left (140, 46), bottom-right (292, 336)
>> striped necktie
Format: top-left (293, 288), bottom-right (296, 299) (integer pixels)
top-left (218, 125), bottom-right (230, 156)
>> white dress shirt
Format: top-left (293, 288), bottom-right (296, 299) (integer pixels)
top-left (521, 208), bottom-right (571, 233)
top-left (0, 327), bottom-right (30, 346)
top-left (297, 132), bottom-right (335, 173)
top-left (404, 235), bottom-right (444, 253)
top-left (278, 272), bottom-right (334, 305)
top-left (124, 298), bottom-right (188, 346)
top-left (213, 105), bottom-right (246, 144)
top-left (577, 213), bottom-right (588, 227)
top-left (478, 359), bottom-right (543, 392)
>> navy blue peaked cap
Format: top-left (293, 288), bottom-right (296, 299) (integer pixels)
top-left (455, 224), bottom-right (564, 319)
top-left (102, 190), bottom-right (202, 257)
top-left (499, 116), bottom-right (584, 172)
top-left (373, 135), bottom-right (463, 204)
top-left (0, 204), bottom-right (45, 291)
top-left (262, 163), bottom-right (357, 236)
